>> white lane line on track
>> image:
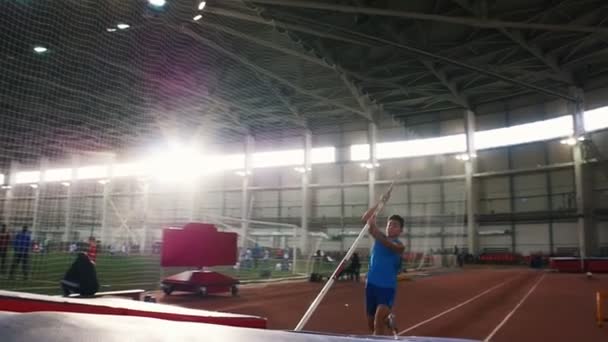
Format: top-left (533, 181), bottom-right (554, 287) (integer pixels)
top-left (398, 277), bottom-right (514, 336)
top-left (483, 273), bottom-right (545, 342)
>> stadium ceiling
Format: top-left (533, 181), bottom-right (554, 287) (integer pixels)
top-left (0, 0), bottom-right (607, 165)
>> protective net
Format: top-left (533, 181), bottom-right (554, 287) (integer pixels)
top-left (0, 0), bottom-right (471, 295)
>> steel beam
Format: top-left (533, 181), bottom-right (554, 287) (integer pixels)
top-left (230, 0), bottom-right (608, 34)
top-left (210, 7), bottom-right (575, 101)
top-left (178, 26), bottom-right (370, 120)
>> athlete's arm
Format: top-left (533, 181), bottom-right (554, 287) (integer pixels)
top-left (361, 188), bottom-right (392, 223)
top-left (367, 213), bottom-right (405, 254)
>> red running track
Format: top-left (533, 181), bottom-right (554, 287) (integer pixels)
top-left (159, 268), bottom-right (608, 341)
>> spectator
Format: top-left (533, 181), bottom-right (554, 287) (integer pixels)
top-left (9, 226), bottom-right (31, 280)
top-left (350, 252), bottom-right (361, 282)
top-left (0, 224), bottom-right (10, 274)
top-left (87, 237), bottom-right (97, 263)
top-left (61, 252), bottom-right (99, 297)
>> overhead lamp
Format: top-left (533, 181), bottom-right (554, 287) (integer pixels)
top-left (106, 28), bottom-right (117, 32)
top-left (294, 167), bottom-right (312, 174)
top-left (1, 185), bottom-right (11, 190)
top-left (193, 14), bottom-right (202, 21)
top-left (148, 0), bottom-right (166, 7)
top-left (30, 184), bottom-right (39, 189)
top-left (98, 179), bottom-right (110, 185)
top-left (455, 153), bottom-right (476, 161)
top-left (359, 162), bottom-right (379, 169)
top-left (559, 137), bottom-right (577, 146)
top-left (116, 23), bottom-right (130, 30)
top-left (198, 1), bottom-right (206, 10)
top-left (61, 182), bottom-right (71, 187)
top-left (235, 170), bottom-right (251, 177)
top-left (33, 46), bottom-right (48, 54)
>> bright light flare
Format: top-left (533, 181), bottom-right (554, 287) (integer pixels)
top-left (149, 0), bottom-right (166, 7)
top-left (584, 106), bottom-right (608, 132)
top-left (143, 145), bottom-right (205, 182)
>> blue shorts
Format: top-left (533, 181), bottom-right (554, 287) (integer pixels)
top-left (365, 283), bottom-right (396, 317)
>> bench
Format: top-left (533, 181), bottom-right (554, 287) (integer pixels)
top-left (68, 289), bottom-right (145, 301)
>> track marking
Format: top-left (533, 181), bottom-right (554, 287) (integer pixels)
top-left (483, 273), bottom-right (545, 342)
top-left (398, 278), bottom-right (513, 335)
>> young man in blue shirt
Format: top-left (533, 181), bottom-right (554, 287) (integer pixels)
top-left (362, 205), bottom-right (405, 336)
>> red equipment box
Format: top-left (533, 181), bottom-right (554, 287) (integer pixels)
top-left (161, 223), bottom-right (237, 267)
top-left (160, 223), bottom-right (239, 297)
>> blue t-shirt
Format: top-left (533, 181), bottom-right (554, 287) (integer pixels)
top-left (367, 239), bottom-right (402, 289)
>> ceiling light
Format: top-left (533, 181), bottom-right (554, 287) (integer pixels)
top-left (455, 153), bottom-right (470, 161)
top-left (235, 170), bottom-right (251, 177)
top-left (193, 14), bottom-right (202, 21)
top-left (116, 23), bottom-right (130, 30)
top-left (148, 0), bottom-right (166, 7)
top-left (198, 1), bottom-right (206, 10)
top-left (30, 184), bottom-right (39, 189)
top-left (359, 162), bottom-right (379, 169)
top-left (61, 182), bottom-right (71, 187)
top-left (98, 179), bottom-right (110, 185)
top-left (577, 136), bottom-right (586, 142)
top-left (33, 46), bottom-right (48, 54)
top-left (294, 167), bottom-right (312, 174)
top-left (560, 137), bottom-right (577, 146)
top-left (106, 28), bottom-right (117, 32)
top-left (1, 185), bottom-right (11, 190)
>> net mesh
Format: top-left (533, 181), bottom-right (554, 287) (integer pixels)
top-left (0, 0), bottom-right (468, 295)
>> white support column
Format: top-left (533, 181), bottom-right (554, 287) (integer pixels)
top-left (188, 181), bottom-right (198, 222)
top-left (3, 162), bottom-right (17, 227)
top-left (241, 135), bottom-right (254, 248)
top-left (570, 87), bottom-right (592, 259)
top-left (367, 122), bottom-right (378, 251)
top-left (140, 180), bottom-right (150, 254)
top-left (100, 179), bottom-right (112, 243)
top-left (368, 122), bottom-right (378, 206)
top-left (64, 156), bottom-right (78, 243)
top-left (464, 109), bottom-right (478, 255)
top-left (301, 130), bottom-right (312, 255)
top-left (31, 159), bottom-right (46, 240)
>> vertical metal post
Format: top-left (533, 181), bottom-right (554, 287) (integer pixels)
top-left (3, 162), bottom-right (18, 227)
top-left (368, 122), bottom-right (378, 252)
top-left (368, 122), bottom-right (378, 206)
top-left (140, 180), bottom-right (150, 254)
top-left (301, 130), bottom-right (312, 255)
top-left (464, 109), bottom-right (478, 255)
top-left (542, 115), bottom-right (555, 255)
top-left (100, 182), bottom-right (110, 243)
top-left (505, 109), bottom-right (517, 253)
top-left (31, 159), bottom-right (46, 240)
top-left (570, 87), bottom-right (591, 261)
top-left (64, 156), bottom-right (77, 242)
top-left (241, 135), bottom-right (254, 248)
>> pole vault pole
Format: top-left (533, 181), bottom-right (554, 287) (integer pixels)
top-left (294, 183), bottom-right (394, 331)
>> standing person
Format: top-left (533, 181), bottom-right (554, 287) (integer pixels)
top-left (361, 204), bottom-right (405, 336)
top-left (349, 252), bottom-right (361, 282)
top-left (61, 252), bottom-right (99, 297)
top-left (0, 224), bottom-right (10, 274)
top-left (9, 226), bottom-right (31, 280)
top-left (87, 237), bottom-right (97, 263)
